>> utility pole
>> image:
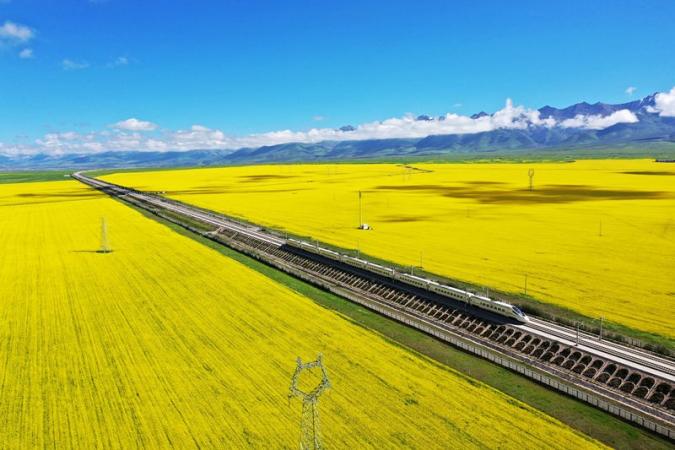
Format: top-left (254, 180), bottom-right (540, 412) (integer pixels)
top-left (528, 168), bottom-right (535, 191)
top-left (524, 274), bottom-right (528, 296)
top-left (358, 191), bottom-right (362, 228)
top-left (599, 316), bottom-right (604, 341)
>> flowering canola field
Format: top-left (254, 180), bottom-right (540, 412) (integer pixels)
top-left (0, 180), bottom-right (601, 448)
top-left (104, 159), bottom-right (675, 338)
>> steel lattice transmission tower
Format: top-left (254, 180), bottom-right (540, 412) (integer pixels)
top-left (98, 217), bottom-right (112, 253)
top-left (288, 354), bottom-right (331, 450)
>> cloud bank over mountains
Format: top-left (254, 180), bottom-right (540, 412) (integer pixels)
top-left (649, 87), bottom-right (675, 117)
top-left (3, 90), bottom-right (672, 156)
top-left (558, 109), bottom-right (638, 130)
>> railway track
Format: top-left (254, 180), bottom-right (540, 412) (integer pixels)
top-left (73, 172), bottom-right (675, 435)
top-left (521, 319), bottom-right (675, 378)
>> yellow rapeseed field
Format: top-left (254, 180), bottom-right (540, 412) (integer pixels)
top-left (0, 180), bottom-right (601, 448)
top-left (104, 159), bottom-right (675, 338)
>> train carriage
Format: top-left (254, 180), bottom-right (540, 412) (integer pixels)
top-left (287, 238), bottom-right (528, 323)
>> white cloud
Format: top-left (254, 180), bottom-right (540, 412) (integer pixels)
top-left (648, 86), bottom-right (675, 117)
top-left (168, 125), bottom-right (228, 150)
top-left (32, 131), bottom-right (99, 155)
top-left (560, 109), bottom-right (638, 130)
top-left (144, 139), bottom-right (169, 151)
top-left (111, 118), bottom-right (158, 131)
top-left (0, 21), bottom-right (34, 43)
top-left (107, 56), bottom-right (129, 67)
top-left (625, 86), bottom-right (637, 96)
top-left (18, 48), bottom-right (33, 59)
top-left (62, 59), bottom-right (90, 70)
top-left (312, 115), bottom-right (325, 121)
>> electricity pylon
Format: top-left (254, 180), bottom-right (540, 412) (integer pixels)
top-left (98, 217), bottom-right (112, 253)
top-left (289, 354), bottom-right (331, 450)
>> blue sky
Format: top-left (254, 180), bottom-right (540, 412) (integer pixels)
top-left (1, 0), bottom-right (674, 154)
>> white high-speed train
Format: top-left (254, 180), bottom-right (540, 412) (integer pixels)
top-left (287, 238), bottom-right (528, 323)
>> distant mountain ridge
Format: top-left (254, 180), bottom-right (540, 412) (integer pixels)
top-left (537, 93), bottom-right (657, 120)
top-left (2, 93), bottom-right (674, 170)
